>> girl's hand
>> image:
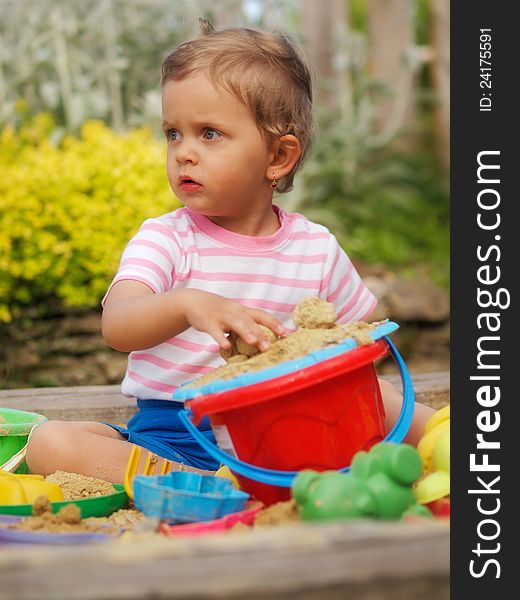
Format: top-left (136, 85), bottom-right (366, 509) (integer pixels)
top-left (179, 290), bottom-right (287, 351)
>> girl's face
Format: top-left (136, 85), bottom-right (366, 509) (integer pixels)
top-left (162, 72), bottom-right (276, 233)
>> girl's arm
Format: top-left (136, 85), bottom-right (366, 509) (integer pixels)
top-left (102, 280), bottom-right (287, 353)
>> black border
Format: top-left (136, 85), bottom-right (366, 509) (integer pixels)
top-left (451, 2), bottom-right (515, 595)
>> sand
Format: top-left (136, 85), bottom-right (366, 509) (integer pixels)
top-left (186, 297), bottom-right (378, 390)
top-left (0, 414), bottom-right (9, 435)
top-left (84, 509), bottom-right (145, 530)
top-left (253, 499), bottom-right (301, 526)
top-left (45, 470), bottom-right (116, 499)
top-left (9, 497), bottom-right (144, 535)
top-left (9, 496), bottom-right (119, 534)
top-left (292, 297), bottom-right (337, 329)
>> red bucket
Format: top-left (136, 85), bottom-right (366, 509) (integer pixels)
top-left (185, 340), bottom-right (389, 505)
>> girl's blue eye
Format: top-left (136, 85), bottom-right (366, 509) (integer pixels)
top-left (203, 128), bottom-right (221, 140)
top-left (166, 129), bottom-right (180, 141)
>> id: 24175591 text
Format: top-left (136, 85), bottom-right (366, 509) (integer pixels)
top-left (480, 29), bottom-right (492, 112)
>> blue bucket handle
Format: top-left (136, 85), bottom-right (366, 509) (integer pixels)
top-left (178, 336), bottom-right (415, 488)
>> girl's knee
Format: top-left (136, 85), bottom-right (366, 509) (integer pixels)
top-left (26, 421), bottom-right (60, 470)
top-left (26, 420), bottom-right (124, 475)
top-left (27, 420), bottom-right (66, 450)
top-left (26, 421), bottom-right (84, 474)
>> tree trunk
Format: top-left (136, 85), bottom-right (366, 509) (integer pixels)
top-left (367, 0), bottom-right (418, 144)
top-left (103, 0), bottom-right (124, 132)
top-left (301, 0), bottom-right (352, 117)
top-left (429, 0), bottom-right (450, 170)
top-left (51, 7), bottom-right (74, 131)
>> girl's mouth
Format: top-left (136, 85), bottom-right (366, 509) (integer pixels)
top-left (179, 178), bottom-right (202, 192)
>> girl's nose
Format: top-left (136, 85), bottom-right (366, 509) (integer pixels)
top-left (175, 139), bottom-right (197, 164)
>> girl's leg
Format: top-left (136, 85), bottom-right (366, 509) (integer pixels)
top-left (26, 420), bottom-right (213, 483)
top-left (378, 378), bottom-right (435, 447)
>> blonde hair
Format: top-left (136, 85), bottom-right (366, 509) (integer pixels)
top-left (161, 21), bottom-right (314, 193)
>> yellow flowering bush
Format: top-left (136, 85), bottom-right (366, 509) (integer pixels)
top-left (0, 115), bottom-right (180, 322)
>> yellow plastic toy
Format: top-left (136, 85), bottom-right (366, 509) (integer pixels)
top-left (416, 405), bottom-right (450, 471)
top-left (0, 469), bottom-right (64, 505)
top-left (414, 406), bottom-right (450, 505)
top-left (214, 465), bottom-right (240, 489)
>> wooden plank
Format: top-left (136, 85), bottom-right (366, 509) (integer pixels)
top-left (0, 385), bottom-right (137, 423)
top-left (0, 520), bottom-right (449, 600)
top-left (385, 371), bottom-right (450, 410)
top-left (0, 371), bottom-right (449, 423)
top-left (0, 371), bottom-right (450, 423)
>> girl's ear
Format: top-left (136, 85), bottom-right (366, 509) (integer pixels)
top-left (266, 135), bottom-right (302, 180)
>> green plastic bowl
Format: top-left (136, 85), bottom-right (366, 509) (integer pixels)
top-left (0, 484), bottom-right (128, 518)
top-left (0, 407), bottom-right (48, 474)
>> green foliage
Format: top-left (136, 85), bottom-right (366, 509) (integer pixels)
top-left (0, 0), bottom-right (194, 132)
top-left (0, 113), bottom-right (180, 323)
top-left (0, 0), bottom-right (302, 133)
top-left (298, 116), bottom-right (449, 288)
top-left (415, 0), bottom-right (432, 45)
top-left (350, 0), bottom-right (430, 44)
top-left (350, 0), bottom-right (368, 31)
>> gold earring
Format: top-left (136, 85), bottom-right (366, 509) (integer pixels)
top-left (270, 173), bottom-right (278, 190)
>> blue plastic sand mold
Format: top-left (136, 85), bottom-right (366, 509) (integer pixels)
top-left (133, 471), bottom-right (249, 523)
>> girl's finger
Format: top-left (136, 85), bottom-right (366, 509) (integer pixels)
top-left (231, 322), bottom-right (259, 346)
top-left (247, 308), bottom-right (288, 337)
top-left (224, 316), bottom-right (274, 351)
top-left (207, 326), bottom-right (232, 350)
top-left (233, 319), bottom-right (275, 352)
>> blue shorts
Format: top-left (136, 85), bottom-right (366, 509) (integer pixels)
top-left (105, 400), bottom-right (220, 471)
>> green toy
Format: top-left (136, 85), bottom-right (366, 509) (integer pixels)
top-left (292, 443), bottom-right (431, 521)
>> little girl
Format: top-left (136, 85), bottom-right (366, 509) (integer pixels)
top-left (27, 22), bottom-right (433, 481)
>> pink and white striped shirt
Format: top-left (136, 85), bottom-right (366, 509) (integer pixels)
top-left (103, 206), bottom-right (377, 400)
